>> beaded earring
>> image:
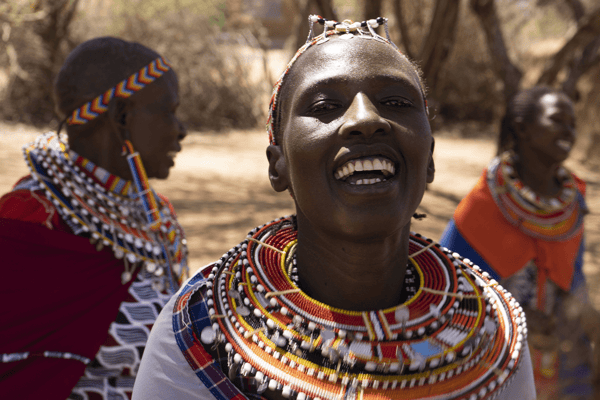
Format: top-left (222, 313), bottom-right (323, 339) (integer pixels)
top-left (121, 140), bottom-right (162, 231)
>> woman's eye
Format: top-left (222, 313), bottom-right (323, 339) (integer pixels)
top-left (382, 98), bottom-right (412, 107)
top-left (308, 101), bottom-right (340, 114)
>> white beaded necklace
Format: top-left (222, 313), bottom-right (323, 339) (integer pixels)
top-left (22, 132), bottom-right (189, 289)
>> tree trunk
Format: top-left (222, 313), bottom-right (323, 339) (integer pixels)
top-left (537, 7), bottom-right (600, 86)
top-left (470, 0), bottom-right (523, 102)
top-left (291, 0), bottom-right (314, 51)
top-left (364, 0), bottom-right (384, 20)
top-left (393, 0), bottom-right (416, 60)
top-left (563, 0), bottom-right (585, 22)
top-left (419, 0), bottom-right (460, 96)
top-left (313, 0), bottom-right (337, 21)
top-left (562, 37), bottom-right (600, 100)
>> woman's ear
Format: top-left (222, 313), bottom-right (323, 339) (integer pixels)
top-left (107, 97), bottom-right (133, 143)
top-left (513, 116), bottom-right (528, 143)
top-left (267, 144), bottom-right (290, 192)
top-left (427, 138), bottom-right (435, 184)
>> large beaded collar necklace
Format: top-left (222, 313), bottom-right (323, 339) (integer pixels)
top-left (197, 217), bottom-right (526, 400)
top-left (487, 150), bottom-right (584, 241)
top-left (22, 132), bottom-right (188, 289)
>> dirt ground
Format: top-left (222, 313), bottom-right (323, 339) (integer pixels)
top-left (2, 123), bottom-right (599, 309)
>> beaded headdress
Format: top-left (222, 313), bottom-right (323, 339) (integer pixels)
top-left (267, 15), bottom-right (427, 145)
top-left (66, 56), bottom-right (172, 125)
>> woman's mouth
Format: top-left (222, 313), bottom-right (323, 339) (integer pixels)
top-left (556, 140), bottom-right (572, 152)
top-left (334, 156), bottom-right (396, 185)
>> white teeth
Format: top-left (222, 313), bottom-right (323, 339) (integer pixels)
top-left (352, 177), bottom-right (384, 186)
top-left (557, 140), bottom-right (571, 151)
top-left (334, 156), bottom-right (396, 181)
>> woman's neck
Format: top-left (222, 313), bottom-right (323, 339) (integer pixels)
top-left (68, 127), bottom-right (133, 180)
top-left (514, 148), bottom-right (562, 197)
top-left (295, 219), bottom-right (410, 311)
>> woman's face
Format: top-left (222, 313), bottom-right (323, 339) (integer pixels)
top-left (127, 70), bottom-right (186, 179)
top-left (269, 37), bottom-right (434, 241)
top-left (519, 92), bottom-right (576, 164)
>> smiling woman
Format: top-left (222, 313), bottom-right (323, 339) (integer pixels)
top-left (133, 17), bottom-right (535, 400)
top-left (441, 86), bottom-right (596, 399)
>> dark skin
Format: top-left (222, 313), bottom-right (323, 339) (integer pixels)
top-left (514, 92), bottom-right (576, 197)
top-left (66, 70), bottom-right (186, 181)
top-left (267, 37), bottom-right (435, 312)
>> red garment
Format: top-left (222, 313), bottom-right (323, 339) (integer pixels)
top-left (453, 171), bottom-right (585, 291)
top-left (0, 183), bottom-right (135, 399)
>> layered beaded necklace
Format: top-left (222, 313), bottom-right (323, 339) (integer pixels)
top-left (487, 151), bottom-right (584, 241)
top-left (22, 132), bottom-right (188, 290)
top-left (196, 217), bottom-right (527, 400)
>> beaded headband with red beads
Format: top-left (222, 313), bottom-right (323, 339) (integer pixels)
top-left (66, 56), bottom-right (172, 125)
top-left (266, 15), bottom-right (428, 145)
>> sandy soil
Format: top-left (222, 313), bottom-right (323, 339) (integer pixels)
top-left (2, 123), bottom-right (599, 308)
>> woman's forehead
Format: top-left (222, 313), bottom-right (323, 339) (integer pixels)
top-left (539, 92), bottom-right (572, 111)
top-left (284, 38), bottom-right (421, 95)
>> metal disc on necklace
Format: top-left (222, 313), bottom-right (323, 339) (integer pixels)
top-left (114, 247), bottom-right (124, 259)
top-left (395, 306), bottom-right (410, 325)
top-left (255, 292), bottom-right (270, 308)
top-left (173, 263), bottom-right (182, 275)
top-left (121, 271), bottom-right (132, 284)
top-left (228, 289), bottom-right (250, 316)
top-left (200, 326), bottom-right (217, 344)
top-left (146, 262), bottom-right (157, 273)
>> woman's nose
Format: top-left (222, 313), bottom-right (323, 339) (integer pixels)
top-left (338, 93), bottom-right (390, 139)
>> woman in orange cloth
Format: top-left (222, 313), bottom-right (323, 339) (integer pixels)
top-left (441, 86), bottom-right (595, 399)
top-left (133, 16), bottom-right (534, 400)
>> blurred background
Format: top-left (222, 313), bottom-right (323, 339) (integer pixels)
top-left (0, 0), bottom-right (599, 154)
top-left (0, 0), bottom-right (598, 284)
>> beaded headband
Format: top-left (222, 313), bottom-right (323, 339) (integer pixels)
top-left (267, 15), bottom-right (427, 145)
top-left (66, 57), bottom-right (172, 125)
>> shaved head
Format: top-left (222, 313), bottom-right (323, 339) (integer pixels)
top-left (54, 37), bottom-right (160, 125)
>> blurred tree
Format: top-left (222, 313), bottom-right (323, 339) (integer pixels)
top-left (0, 0), bottom-right (79, 125)
top-left (469, 0), bottom-right (523, 102)
top-left (363, 0), bottom-right (383, 20)
top-left (537, 6), bottom-right (600, 88)
top-left (416, 0), bottom-right (461, 98)
top-left (469, 0), bottom-right (599, 164)
top-left (390, 0), bottom-right (461, 111)
top-left (289, 0), bottom-right (338, 52)
top-left (314, 0), bottom-right (338, 20)
top-left (106, 0), bottom-right (266, 130)
top-left (470, 0), bottom-right (600, 103)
